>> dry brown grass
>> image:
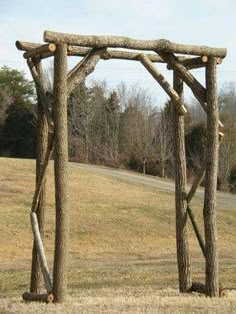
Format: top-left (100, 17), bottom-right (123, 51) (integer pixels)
top-left (0, 157), bottom-right (235, 312)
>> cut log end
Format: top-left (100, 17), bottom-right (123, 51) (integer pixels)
top-left (15, 41), bottom-right (22, 50)
top-left (219, 288), bottom-right (228, 297)
top-left (48, 43), bottom-right (56, 52)
top-left (22, 292), bottom-right (54, 303)
top-left (217, 57), bottom-right (222, 65)
top-left (201, 55), bottom-right (208, 63)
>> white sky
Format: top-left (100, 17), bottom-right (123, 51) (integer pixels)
top-left (0, 0), bottom-right (235, 106)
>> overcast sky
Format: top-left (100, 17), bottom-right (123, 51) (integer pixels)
top-left (0, 0), bottom-right (235, 105)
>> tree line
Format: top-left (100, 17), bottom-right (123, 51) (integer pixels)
top-left (0, 66), bottom-right (236, 192)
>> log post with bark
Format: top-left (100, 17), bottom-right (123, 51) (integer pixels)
top-left (173, 71), bottom-right (192, 292)
top-left (53, 43), bottom-right (69, 303)
top-left (203, 56), bottom-right (220, 297)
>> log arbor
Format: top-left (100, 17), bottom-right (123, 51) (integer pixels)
top-left (16, 31), bottom-right (227, 302)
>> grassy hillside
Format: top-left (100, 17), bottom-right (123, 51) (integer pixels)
top-left (0, 157), bottom-right (236, 312)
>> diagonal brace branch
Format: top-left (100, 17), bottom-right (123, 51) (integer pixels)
top-left (27, 59), bottom-right (54, 130)
top-left (139, 54), bottom-right (187, 115)
top-left (158, 51), bottom-right (207, 103)
top-left (186, 205), bottom-right (206, 257)
top-left (67, 48), bottom-right (106, 94)
top-left (160, 51), bottom-right (224, 128)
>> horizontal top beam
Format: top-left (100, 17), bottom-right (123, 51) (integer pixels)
top-left (15, 41), bottom-right (210, 69)
top-left (44, 30), bottom-right (227, 58)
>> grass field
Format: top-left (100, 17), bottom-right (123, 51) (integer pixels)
top-left (0, 157), bottom-right (236, 313)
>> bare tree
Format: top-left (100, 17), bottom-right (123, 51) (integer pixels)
top-left (156, 102), bottom-right (173, 177)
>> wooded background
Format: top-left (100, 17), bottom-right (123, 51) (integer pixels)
top-left (0, 65), bottom-right (235, 192)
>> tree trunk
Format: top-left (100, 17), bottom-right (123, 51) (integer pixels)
top-left (30, 58), bottom-right (48, 293)
top-left (203, 57), bottom-right (219, 297)
top-left (143, 159), bottom-right (146, 175)
top-left (53, 43), bottom-right (69, 303)
top-left (173, 71), bottom-right (192, 292)
top-left (161, 160), bottom-right (165, 178)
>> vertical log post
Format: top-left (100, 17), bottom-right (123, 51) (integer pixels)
top-left (204, 57), bottom-right (219, 297)
top-left (173, 71), bottom-right (192, 292)
top-left (53, 43), bottom-right (69, 303)
top-left (30, 58), bottom-right (48, 293)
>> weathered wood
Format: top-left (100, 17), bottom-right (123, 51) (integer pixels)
top-left (173, 71), bottom-right (192, 292)
top-left (190, 282), bottom-right (206, 294)
top-left (159, 52), bottom-right (207, 103)
top-left (190, 282), bottom-right (227, 297)
top-left (186, 206), bottom-right (206, 257)
top-left (30, 212), bottom-right (52, 292)
top-left (17, 40), bottom-right (211, 65)
top-left (203, 56), bottom-right (219, 297)
top-left (31, 132), bottom-right (54, 214)
top-left (167, 56), bottom-right (208, 70)
top-left (186, 132), bottom-right (224, 205)
top-left (67, 48), bottom-right (105, 94)
top-left (139, 54), bottom-right (187, 115)
top-left (22, 292), bottom-right (54, 303)
top-left (30, 58), bottom-right (48, 294)
top-left (53, 43), bottom-right (69, 303)
top-left (27, 59), bottom-right (54, 130)
top-left (16, 41), bottom-right (40, 51)
top-left (23, 44), bottom-right (56, 59)
top-left (161, 51), bottom-right (224, 128)
top-left (44, 31), bottom-right (227, 57)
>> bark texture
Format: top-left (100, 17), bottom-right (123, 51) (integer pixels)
top-left (159, 52), bottom-right (207, 103)
top-left (203, 56), bottom-right (219, 297)
top-left (44, 31), bottom-right (227, 57)
top-left (173, 72), bottom-right (192, 292)
top-left (30, 58), bottom-right (48, 293)
top-left (53, 43), bottom-right (69, 303)
top-left (23, 44), bottom-right (56, 59)
top-left (186, 164), bottom-right (206, 204)
top-left (30, 213), bottom-right (53, 292)
top-left (186, 206), bottom-right (206, 257)
top-left (16, 40), bottom-right (216, 67)
top-left (27, 59), bottom-right (54, 130)
top-left (67, 48), bottom-right (105, 94)
top-left (139, 54), bottom-right (186, 115)
top-left (22, 292), bottom-right (54, 303)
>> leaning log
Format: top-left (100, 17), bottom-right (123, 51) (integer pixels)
top-left (139, 54), bottom-right (186, 115)
top-left (186, 165), bottom-right (206, 204)
top-left (27, 59), bottom-right (54, 130)
top-left (159, 52), bottom-right (207, 103)
top-left (30, 57), bottom-right (48, 293)
top-left (22, 292), bottom-right (54, 303)
top-left (44, 31), bottom-right (227, 57)
top-left (30, 212), bottom-right (52, 292)
top-left (186, 206), bottom-right (206, 257)
top-left (31, 132), bottom-right (54, 214)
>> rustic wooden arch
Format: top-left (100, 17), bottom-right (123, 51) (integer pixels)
top-left (16, 31), bottom-right (227, 303)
